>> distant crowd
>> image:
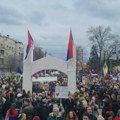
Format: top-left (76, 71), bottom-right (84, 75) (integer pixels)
top-left (0, 72), bottom-right (120, 120)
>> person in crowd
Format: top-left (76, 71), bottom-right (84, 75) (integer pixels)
top-left (33, 116), bottom-right (40, 120)
top-left (21, 98), bottom-right (33, 120)
top-left (114, 109), bottom-right (120, 120)
top-left (22, 89), bottom-right (27, 98)
top-left (16, 93), bottom-right (23, 108)
top-left (86, 106), bottom-right (97, 120)
top-left (79, 93), bottom-right (88, 108)
top-left (32, 101), bottom-right (47, 120)
top-left (5, 103), bottom-right (18, 120)
top-left (74, 101), bottom-right (85, 120)
top-left (97, 108), bottom-right (104, 120)
top-left (17, 113), bottom-right (26, 120)
top-left (82, 112), bottom-right (91, 120)
top-left (66, 111), bottom-right (78, 120)
top-left (105, 111), bottom-right (114, 120)
top-left (102, 95), bottom-right (112, 118)
top-left (117, 95), bottom-right (120, 112)
top-left (111, 94), bottom-right (118, 116)
top-left (0, 92), bottom-right (6, 119)
top-left (65, 95), bottom-right (75, 115)
top-left (48, 104), bottom-right (64, 120)
top-left (89, 97), bottom-right (99, 118)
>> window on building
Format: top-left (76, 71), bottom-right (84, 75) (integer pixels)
top-left (1, 44), bottom-right (3, 46)
top-left (0, 50), bottom-right (4, 54)
top-left (0, 59), bottom-right (4, 64)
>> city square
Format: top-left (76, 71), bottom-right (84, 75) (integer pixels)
top-left (0, 1), bottom-right (120, 120)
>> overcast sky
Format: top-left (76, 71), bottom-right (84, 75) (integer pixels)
top-left (0, 0), bottom-right (120, 60)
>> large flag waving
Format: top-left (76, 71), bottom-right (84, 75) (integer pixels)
top-left (103, 62), bottom-right (108, 77)
top-left (24, 30), bottom-right (34, 60)
top-left (66, 30), bottom-right (74, 61)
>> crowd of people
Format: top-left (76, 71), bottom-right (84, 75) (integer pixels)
top-left (0, 72), bottom-right (120, 120)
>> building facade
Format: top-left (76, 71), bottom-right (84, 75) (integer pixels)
top-left (0, 34), bottom-right (23, 73)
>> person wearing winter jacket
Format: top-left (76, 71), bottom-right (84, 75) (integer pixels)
top-left (48, 104), bottom-right (64, 120)
top-left (5, 103), bottom-right (18, 120)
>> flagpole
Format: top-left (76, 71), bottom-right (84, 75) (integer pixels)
top-left (23, 30), bottom-right (34, 92)
top-left (67, 29), bottom-right (76, 94)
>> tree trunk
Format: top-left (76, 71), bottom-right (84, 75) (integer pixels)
top-left (99, 49), bottom-right (102, 70)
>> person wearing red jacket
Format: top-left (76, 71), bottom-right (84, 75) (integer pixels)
top-left (114, 110), bottom-right (120, 120)
top-left (5, 103), bottom-right (18, 120)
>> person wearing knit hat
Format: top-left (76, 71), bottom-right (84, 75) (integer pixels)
top-left (53, 104), bottom-right (59, 111)
top-left (33, 116), bottom-right (40, 120)
top-left (48, 104), bottom-right (64, 120)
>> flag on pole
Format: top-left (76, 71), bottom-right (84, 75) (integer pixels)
top-left (66, 29), bottom-right (74, 61)
top-left (24, 30), bottom-right (34, 60)
top-left (103, 62), bottom-right (108, 77)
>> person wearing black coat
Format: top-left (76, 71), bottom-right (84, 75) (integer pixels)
top-left (65, 95), bottom-right (75, 116)
top-left (111, 94), bottom-right (118, 117)
top-left (32, 101), bottom-right (48, 120)
top-left (74, 101), bottom-right (86, 120)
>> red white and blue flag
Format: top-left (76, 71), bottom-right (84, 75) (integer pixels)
top-left (25, 30), bottom-right (34, 60)
top-left (66, 30), bottom-right (74, 61)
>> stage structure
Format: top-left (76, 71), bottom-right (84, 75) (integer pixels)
top-left (23, 30), bottom-right (76, 94)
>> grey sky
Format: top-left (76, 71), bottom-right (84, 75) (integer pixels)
top-left (0, 0), bottom-right (120, 60)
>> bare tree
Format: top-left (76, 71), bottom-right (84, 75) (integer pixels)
top-left (7, 55), bottom-right (16, 72)
top-left (87, 26), bottom-right (115, 70)
top-left (104, 39), bottom-right (120, 60)
top-left (33, 46), bottom-right (47, 61)
top-left (5, 51), bottom-right (23, 73)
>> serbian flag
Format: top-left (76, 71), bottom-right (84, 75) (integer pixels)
top-left (24, 30), bottom-right (34, 60)
top-left (66, 30), bottom-right (74, 61)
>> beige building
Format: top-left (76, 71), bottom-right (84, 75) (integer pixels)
top-left (0, 34), bottom-right (23, 73)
